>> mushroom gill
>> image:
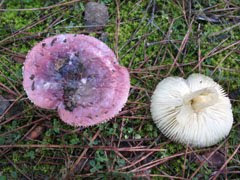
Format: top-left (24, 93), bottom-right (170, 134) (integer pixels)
top-left (150, 74), bottom-right (233, 147)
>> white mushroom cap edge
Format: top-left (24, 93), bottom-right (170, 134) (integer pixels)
top-left (150, 73), bottom-right (233, 147)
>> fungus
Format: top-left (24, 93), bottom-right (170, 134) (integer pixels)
top-left (151, 74), bottom-right (233, 147)
top-left (23, 34), bottom-right (130, 127)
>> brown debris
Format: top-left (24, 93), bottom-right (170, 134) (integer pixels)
top-left (194, 150), bottom-right (225, 169)
top-left (27, 125), bottom-right (44, 140)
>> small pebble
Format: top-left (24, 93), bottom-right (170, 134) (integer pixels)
top-left (84, 2), bottom-right (109, 30)
top-left (99, 32), bottom-right (108, 43)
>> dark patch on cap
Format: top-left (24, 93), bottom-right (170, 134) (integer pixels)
top-left (31, 81), bottom-right (35, 91)
top-left (58, 54), bottom-right (85, 81)
top-left (63, 83), bottom-right (78, 111)
top-left (74, 52), bottom-right (79, 57)
top-left (87, 115), bottom-right (92, 119)
top-left (42, 43), bottom-right (46, 47)
top-left (63, 39), bottom-right (67, 43)
top-left (59, 55), bottom-right (88, 112)
top-left (30, 74), bottom-right (35, 80)
top-left (51, 38), bottom-right (57, 46)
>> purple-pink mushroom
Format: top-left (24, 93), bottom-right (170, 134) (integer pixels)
top-left (23, 34), bottom-right (130, 127)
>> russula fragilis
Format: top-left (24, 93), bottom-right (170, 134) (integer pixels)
top-left (23, 34), bottom-right (130, 127)
top-left (151, 74), bottom-right (233, 147)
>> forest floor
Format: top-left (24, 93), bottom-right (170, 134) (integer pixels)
top-left (0, 0), bottom-right (240, 179)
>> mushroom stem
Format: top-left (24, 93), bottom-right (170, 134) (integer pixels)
top-left (184, 88), bottom-right (218, 112)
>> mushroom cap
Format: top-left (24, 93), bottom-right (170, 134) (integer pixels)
top-left (23, 34), bottom-right (130, 127)
top-left (151, 74), bottom-right (233, 147)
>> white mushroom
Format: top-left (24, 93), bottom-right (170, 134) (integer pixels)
top-left (150, 73), bottom-right (233, 147)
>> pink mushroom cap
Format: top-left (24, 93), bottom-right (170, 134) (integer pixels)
top-left (23, 34), bottom-right (130, 127)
